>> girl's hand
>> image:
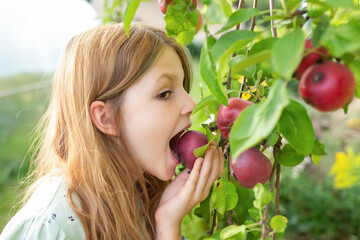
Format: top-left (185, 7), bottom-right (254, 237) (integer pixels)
top-left (155, 142), bottom-right (224, 240)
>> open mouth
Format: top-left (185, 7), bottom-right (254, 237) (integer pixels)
top-left (169, 128), bottom-right (189, 163)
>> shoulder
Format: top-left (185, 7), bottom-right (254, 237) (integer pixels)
top-left (0, 176), bottom-right (86, 240)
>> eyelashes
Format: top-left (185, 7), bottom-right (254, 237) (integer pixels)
top-left (157, 90), bottom-right (173, 100)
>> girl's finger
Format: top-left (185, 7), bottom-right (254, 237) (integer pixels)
top-left (203, 147), bottom-right (221, 193)
top-left (193, 146), bottom-right (215, 202)
top-left (181, 157), bottom-right (204, 206)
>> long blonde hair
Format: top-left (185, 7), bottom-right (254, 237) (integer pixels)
top-left (25, 22), bottom-right (192, 239)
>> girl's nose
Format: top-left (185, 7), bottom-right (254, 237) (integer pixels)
top-left (181, 91), bottom-right (196, 116)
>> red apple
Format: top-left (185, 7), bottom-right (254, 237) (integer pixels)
top-left (217, 98), bottom-right (253, 140)
top-left (158, 0), bottom-right (197, 14)
top-left (172, 130), bottom-right (208, 169)
top-left (299, 61), bottom-right (356, 112)
top-left (231, 148), bottom-right (272, 189)
top-left (294, 38), bottom-right (329, 80)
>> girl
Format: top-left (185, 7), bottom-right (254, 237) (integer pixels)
top-left (0, 22), bottom-right (223, 239)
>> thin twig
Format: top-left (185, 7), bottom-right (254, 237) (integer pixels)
top-left (269, 0), bottom-right (277, 37)
top-left (209, 209), bottom-right (217, 235)
top-left (225, 0), bottom-right (245, 225)
top-left (275, 164), bottom-right (281, 216)
top-left (226, 0), bottom-right (245, 94)
top-left (238, 0), bottom-right (258, 99)
top-left (261, 148), bottom-right (278, 240)
top-left (272, 163), bottom-right (281, 240)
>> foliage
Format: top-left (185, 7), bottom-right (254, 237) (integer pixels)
top-left (122, 0), bottom-right (360, 238)
top-left (0, 73), bottom-right (51, 231)
top-left (280, 169), bottom-right (360, 240)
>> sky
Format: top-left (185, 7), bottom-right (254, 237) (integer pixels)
top-left (0, 0), bottom-right (100, 77)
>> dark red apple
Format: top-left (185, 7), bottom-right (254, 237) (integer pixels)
top-left (231, 148), bottom-right (272, 189)
top-left (172, 130), bottom-right (208, 169)
top-left (294, 38), bottom-right (329, 80)
top-left (217, 98), bottom-right (253, 139)
top-left (299, 61), bottom-right (356, 112)
top-left (158, 0), bottom-right (197, 14)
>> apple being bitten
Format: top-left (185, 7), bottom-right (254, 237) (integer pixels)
top-left (171, 130), bottom-right (208, 169)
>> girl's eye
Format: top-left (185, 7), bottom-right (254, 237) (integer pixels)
top-left (157, 90), bottom-right (173, 100)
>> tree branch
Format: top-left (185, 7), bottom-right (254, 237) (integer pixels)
top-left (269, 0), bottom-right (277, 37)
top-left (261, 153), bottom-right (278, 240)
top-left (209, 209), bottom-right (217, 236)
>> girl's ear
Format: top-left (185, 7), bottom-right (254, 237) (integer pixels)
top-left (89, 101), bottom-right (118, 136)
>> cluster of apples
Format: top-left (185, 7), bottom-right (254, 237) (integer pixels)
top-left (217, 98), bottom-right (272, 189)
top-left (170, 98), bottom-right (272, 189)
top-left (157, 0), bottom-right (203, 33)
top-left (295, 39), bottom-right (356, 112)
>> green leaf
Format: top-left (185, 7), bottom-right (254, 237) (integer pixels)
top-left (324, 0), bottom-right (354, 7)
top-left (349, 60), bottom-right (360, 99)
top-left (192, 95), bottom-right (219, 115)
top-left (270, 215), bottom-right (287, 233)
top-left (177, 30), bottom-right (195, 45)
top-left (311, 15), bottom-right (330, 46)
top-left (248, 207), bottom-right (260, 221)
top-left (229, 55), bottom-right (256, 78)
top-left (253, 183), bottom-right (272, 209)
top-left (200, 37), bottom-right (228, 105)
top-left (205, 0), bottom-right (232, 24)
top-left (193, 144), bottom-right (210, 158)
top-left (194, 189), bottom-right (212, 219)
top-left (311, 155), bottom-right (322, 166)
top-left (220, 225), bottom-right (246, 240)
top-left (211, 30), bottom-right (258, 62)
top-left (278, 100), bottom-right (315, 156)
top-left (320, 20), bottom-right (360, 57)
top-left (277, 144), bottom-right (306, 167)
top-left (249, 37), bottom-right (277, 56)
top-left (265, 129), bottom-right (279, 147)
top-left (231, 50), bottom-right (271, 74)
top-left (212, 177), bottom-right (238, 215)
top-left (230, 80), bottom-right (289, 160)
top-left (216, 8), bottom-right (261, 34)
top-left (307, 0), bottom-right (332, 17)
top-left (312, 139), bottom-right (327, 155)
top-left (310, 140), bottom-right (327, 165)
top-left (193, 129), bottom-right (219, 158)
top-left (165, 0), bottom-right (198, 36)
top-left (123, 0), bottom-right (141, 36)
top-left (271, 27), bottom-right (305, 80)
top-left (286, 0), bottom-right (302, 10)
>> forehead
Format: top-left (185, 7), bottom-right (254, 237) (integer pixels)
top-left (138, 46), bottom-right (184, 85)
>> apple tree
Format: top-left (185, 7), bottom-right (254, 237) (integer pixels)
top-left (122, 0), bottom-right (360, 239)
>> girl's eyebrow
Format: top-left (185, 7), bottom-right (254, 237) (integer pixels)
top-left (155, 73), bottom-right (175, 82)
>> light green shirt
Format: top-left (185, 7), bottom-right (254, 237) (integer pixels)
top-left (0, 176), bottom-right (86, 240)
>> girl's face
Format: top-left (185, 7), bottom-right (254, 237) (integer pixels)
top-left (119, 46), bottom-right (195, 181)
